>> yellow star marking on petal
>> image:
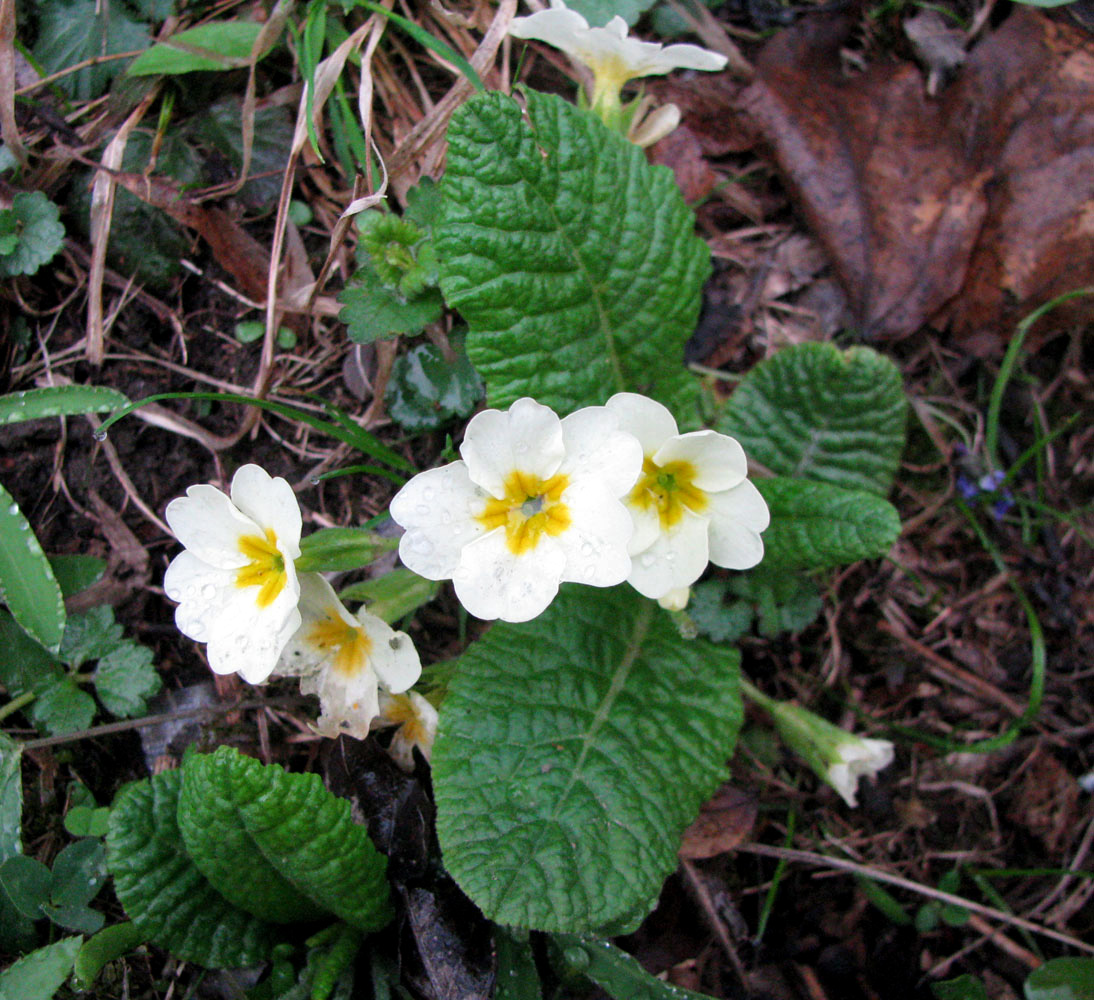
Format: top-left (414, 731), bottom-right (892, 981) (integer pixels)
top-left (475, 469), bottom-right (572, 555)
top-left (306, 608), bottom-right (373, 678)
top-left (629, 456), bottom-right (708, 530)
top-left (383, 693), bottom-right (429, 744)
top-left (236, 528), bottom-right (287, 607)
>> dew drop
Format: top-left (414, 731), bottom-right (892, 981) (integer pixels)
top-left (7, 503), bottom-right (18, 516)
top-left (26, 537), bottom-right (39, 552)
top-left (665, 550), bottom-right (676, 562)
top-left (441, 510), bottom-right (452, 524)
top-left (411, 536), bottom-right (434, 555)
top-left (640, 552), bottom-right (656, 568)
top-left (515, 442), bottom-right (529, 453)
top-left (423, 486), bottom-right (435, 501)
top-left (582, 565), bottom-right (595, 580)
top-left (309, 476), bottom-right (321, 486)
top-left (92, 429), bottom-right (107, 442)
top-left (580, 541), bottom-right (594, 557)
top-left (166, 587), bottom-right (182, 601)
top-left (18, 520), bottom-right (29, 531)
top-left (416, 504), bottom-right (430, 516)
top-left (201, 584), bottom-right (216, 600)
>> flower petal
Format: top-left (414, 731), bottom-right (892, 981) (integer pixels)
top-left (705, 479), bottom-right (769, 570)
top-left (205, 586), bottom-right (302, 684)
top-left (302, 661), bottom-right (380, 740)
top-left (555, 482), bottom-right (634, 588)
top-left (626, 507), bottom-right (710, 599)
top-left (163, 551), bottom-right (234, 643)
top-left (606, 392), bottom-right (678, 454)
top-left (229, 464), bottom-right (302, 557)
top-left (508, 6), bottom-right (592, 57)
top-left (391, 463), bottom-right (488, 580)
top-left (559, 405), bottom-right (643, 497)
top-left (165, 485), bottom-right (256, 569)
top-left (653, 430), bottom-right (747, 493)
top-left (460, 398), bottom-right (564, 496)
top-left (453, 529), bottom-right (567, 622)
top-left (355, 611), bottom-right (421, 694)
top-left (625, 500), bottom-right (661, 555)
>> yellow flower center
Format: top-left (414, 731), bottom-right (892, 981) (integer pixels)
top-left (384, 694), bottom-right (429, 744)
top-left (236, 528), bottom-right (288, 607)
top-left (475, 469), bottom-right (572, 555)
top-left (629, 457), bottom-right (707, 530)
top-left (306, 608), bottom-right (373, 678)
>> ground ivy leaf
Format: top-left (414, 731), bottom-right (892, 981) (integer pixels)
top-left (718, 343), bottom-right (907, 497)
top-left (339, 263), bottom-right (444, 343)
top-left (178, 747), bottom-right (392, 932)
top-left (107, 770), bottom-right (279, 968)
top-left (29, 678), bottom-right (97, 736)
top-left (0, 192), bottom-right (65, 277)
top-left (436, 89), bottom-right (708, 420)
top-left (93, 641), bottom-right (162, 717)
top-left (60, 606), bottom-right (124, 669)
top-left (432, 586), bottom-right (742, 932)
top-left (756, 477), bottom-right (902, 570)
top-left (386, 340), bottom-right (484, 432)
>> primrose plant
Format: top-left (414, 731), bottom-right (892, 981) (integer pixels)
top-left (75, 10), bottom-right (911, 1000)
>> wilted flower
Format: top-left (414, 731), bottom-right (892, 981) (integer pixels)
top-left (606, 393), bottom-right (769, 601)
top-left (164, 464), bottom-right (302, 684)
top-left (508, 0), bottom-right (726, 130)
top-left (275, 574), bottom-right (421, 739)
top-left (764, 698), bottom-right (895, 807)
top-left (376, 690), bottom-right (438, 771)
top-left (390, 397), bottom-right (642, 622)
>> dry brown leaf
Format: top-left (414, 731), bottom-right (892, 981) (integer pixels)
top-left (649, 123), bottom-right (720, 204)
top-left (738, 9), bottom-right (1094, 352)
top-left (678, 784), bottom-right (757, 860)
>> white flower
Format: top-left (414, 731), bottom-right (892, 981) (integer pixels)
top-left (390, 397), bottom-right (642, 623)
top-left (657, 585), bottom-right (691, 612)
top-left (605, 393), bottom-right (769, 601)
top-left (508, 0), bottom-right (727, 124)
top-left (375, 690), bottom-right (438, 771)
top-left (164, 464), bottom-right (302, 684)
top-left (763, 699), bottom-right (894, 807)
top-left (275, 574), bottom-right (421, 739)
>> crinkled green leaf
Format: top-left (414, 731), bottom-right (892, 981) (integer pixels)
top-left (60, 606), bottom-right (123, 669)
top-left (0, 483), bottom-right (65, 653)
top-left (33, 0), bottom-right (150, 100)
top-left (404, 177), bottom-right (444, 232)
top-left (436, 89), bottom-right (708, 420)
top-left (1024, 958), bottom-right (1094, 1000)
top-left (0, 192), bottom-right (65, 277)
top-left (93, 641), bottom-right (161, 717)
top-left (29, 678), bottom-right (97, 736)
top-left (0, 385), bottom-right (128, 427)
top-left (0, 935), bottom-right (81, 1000)
top-left (107, 770), bottom-right (279, 968)
top-left (179, 747), bottom-right (392, 932)
top-left (48, 554), bottom-right (107, 597)
top-left (433, 586), bottom-right (741, 932)
top-left (719, 343), bottom-right (907, 497)
top-left (556, 935), bottom-right (716, 999)
top-left (687, 581), bottom-right (756, 644)
top-left (756, 477), bottom-right (901, 571)
top-left (339, 264), bottom-right (444, 343)
top-left (691, 566), bottom-right (823, 642)
top-left (386, 341), bottom-right (484, 432)
top-left (128, 21), bottom-right (265, 76)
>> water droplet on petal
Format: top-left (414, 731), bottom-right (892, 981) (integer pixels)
top-left (583, 565), bottom-right (595, 580)
top-left (416, 504), bottom-right (430, 516)
top-left (665, 550), bottom-right (676, 562)
top-left (515, 442), bottom-right (529, 453)
top-left (412, 536), bottom-right (434, 555)
top-left (423, 486), bottom-right (435, 501)
top-left (640, 553), bottom-right (656, 568)
top-left (166, 587), bottom-right (182, 601)
top-left (201, 584), bottom-right (216, 600)
top-left (441, 510), bottom-right (452, 524)
top-left (581, 542), bottom-right (594, 557)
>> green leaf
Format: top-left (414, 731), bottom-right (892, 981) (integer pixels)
top-left (296, 527), bottom-right (399, 574)
top-left (496, 928), bottom-right (542, 1000)
top-left (93, 641), bottom-right (162, 717)
top-left (0, 483), bottom-right (65, 653)
top-left (48, 555), bottom-right (107, 598)
top-left (127, 21), bottom-right (265, 76)
top-left (433, 586), bottom-right (741, 932)
top-left (404, 177), bottom-right (444, 232)
top-left (64, 806), bottom-right (112, 839)
top-left (59, 606), bottom-right (124, 669)
top-left (386, 341), bottom-right (484, 432)
top-left (107, 770), bottom-right (280, 968)
top-left (557, 0), bottom-right (655, 26)
top-left (0, 854), bottom-right (52, 918)
top-left (0, 608), bottom-right (63, 697)
top-left (0, 936), bottom-right (82, 1000)
top-left (178, 747), bottom-right (392, 932)
top-left (719, 343), bottom-right (907, 497)
top-left (72, 921), bottom-right (146, 991)
top-left (339, 264), bottom-right (445, 343)
top-left (1025, 958), bottom-right (1094, 1000)
top-left (51, 839), bottom-right (107, 908)
top-left (40, 900), bottom-right (104, 934)
top-left (756, 477), bottom-right (901, 571)
top-left (0, 192), bottom-right (66, 277)
top-left (436, 89), bottom-right (708, 420)
top-left (686, 581), bottom-right (753, 644)
top-left (932, 974), bottom-right (989, 1000)
top-left (338, 569), bottom-right (439, 625)
top-left (0, 735), bottom-right (21, 863)
top-left (29, 678), bottom-right (97, 736)
top-left (555, 935), bottom-right (717, 999)
top-left (33, 0), bottom-right (150, 100)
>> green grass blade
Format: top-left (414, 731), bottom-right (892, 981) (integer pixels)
top-left (0, 484), bottom-right (65, 653)
top-left (0, 385), bottom-right (128, 426)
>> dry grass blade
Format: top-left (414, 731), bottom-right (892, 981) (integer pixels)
top-left (0, 0), bottom-right (26, 166)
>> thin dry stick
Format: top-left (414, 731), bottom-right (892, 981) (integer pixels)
top-left (0, 0), bottom-right (27, 166)
top-left (736, 843), bottom-right (1094, 956)
top-left (680, 859), bottom-right (749, 988)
